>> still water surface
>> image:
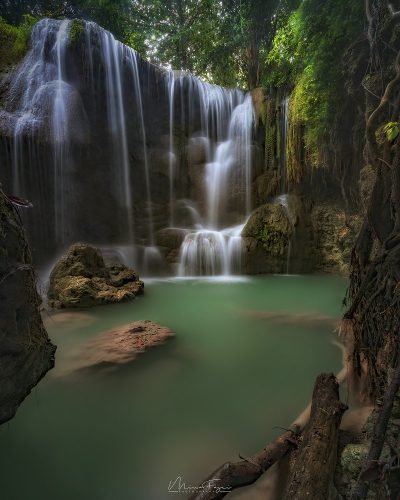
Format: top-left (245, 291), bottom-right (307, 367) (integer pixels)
top-left (0, 276), bottom-right (345, 500)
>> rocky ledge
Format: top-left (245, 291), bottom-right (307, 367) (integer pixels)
top-left (74, 320), bottom-right (174, 370)
top-left (47, 243), bottom-right (144, 308)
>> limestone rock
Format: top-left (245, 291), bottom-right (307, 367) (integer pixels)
top-left (0, 188), bottom-right (55, 424)
top-left (48, 243), bottom-right (144, 308)
top-left (76, 320), bottom-right (174, 369)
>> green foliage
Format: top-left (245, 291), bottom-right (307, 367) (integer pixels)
top-left (266, 0), bottom-right (364, 167)
top-left (383, 122), bottom-right (400, 142)
top-left (126, 0), bottom-right (244, 87)
top-left (0, 15), bottom-right (37, 69)
top-left (68, 18), bottom-right (84, 44)
top-left (74, 0), bottom-right (132, 42)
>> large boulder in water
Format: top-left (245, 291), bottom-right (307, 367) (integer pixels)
top-left (0, 187), bottom-right (55, 424)
top-left (48, 243), bottom-right (144, 308)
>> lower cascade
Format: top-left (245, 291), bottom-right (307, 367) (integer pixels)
top-left (178, 222), bottom-right (246, 277)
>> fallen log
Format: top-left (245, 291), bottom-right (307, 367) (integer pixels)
top-left (188, 428), bottom-right (300, 500)
top-left (284, 373), bottom-right (347, 499)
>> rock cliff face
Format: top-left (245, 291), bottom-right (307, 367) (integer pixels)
top-left (248, 85), bottom-right (365, 275)
top-left (0, 188), bottom-right (55, 424)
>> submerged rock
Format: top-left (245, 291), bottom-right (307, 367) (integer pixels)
top-left (0, 188), bottom-right (55, 424)
top-left (48, 243), bottom-right (144, 308)
top-left (74, 320), bottom-right (174, 369)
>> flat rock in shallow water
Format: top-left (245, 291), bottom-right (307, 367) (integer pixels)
top-left (77, 320), bottom-right (174, 369)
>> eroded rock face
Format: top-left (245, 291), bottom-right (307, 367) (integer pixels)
top-left (71, 320), bottom-right (174, 371)
top-left (310, 204), bottom-right (362, 275)
top-left (0, 188), bottom-right (55, 424)
top-left (48, 243), bottom-right (144, 308)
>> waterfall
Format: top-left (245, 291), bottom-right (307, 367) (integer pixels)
top-left (9, 19), bottom-right (74, 244)
top-left (87, 22), bottom-right (135, 245)
top-left (127, 50), bottom-right (155, 245)
top-left (177, 88), bottom-right (254, 277)
top-left (167, 71), bottom-right (176, 226)
top-left (276, 194), bottom-right (295, 274)
top-left (277, 97), bottom-right (294, 274)
top-left (3, 18), bottom-right (256, 278)
top-left (280, 96), bottom-right (290, 193)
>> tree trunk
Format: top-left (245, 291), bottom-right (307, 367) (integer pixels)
top-left (284, 373), bottom-right (347, 500)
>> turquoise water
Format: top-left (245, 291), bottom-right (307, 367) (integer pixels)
top-left (0, 276), bottom-right (346, 500)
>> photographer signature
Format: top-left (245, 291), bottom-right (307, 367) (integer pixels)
top-left (168, 476), bottom-right (231, 494)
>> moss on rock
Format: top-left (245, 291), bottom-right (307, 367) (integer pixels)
top-left (243, 202), bottom-right (292, 256)
top-left (68, 19), bottom-right (85, 45)
top-left (341, 443), bottom-right (369, 476)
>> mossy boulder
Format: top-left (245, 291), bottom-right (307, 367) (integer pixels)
top-left (243, 202), bottom-right (292, 255)
top-left (48, 243), bottom-right (144, 309)
top-left (242, 202), bottom-right (292, 273)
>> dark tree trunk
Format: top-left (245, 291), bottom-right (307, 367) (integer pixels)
top-left (284, 374), bottom-right (347, 500)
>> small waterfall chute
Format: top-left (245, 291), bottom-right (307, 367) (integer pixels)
top-left (176, 88), bottom-right (254, 277)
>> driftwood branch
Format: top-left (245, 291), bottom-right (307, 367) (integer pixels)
top-left (189, 428), bottom-right (300, 500)
top-left (284, 373), bottom-right (347, 499)
top-left (351, 359), bottom-right (400, 499)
